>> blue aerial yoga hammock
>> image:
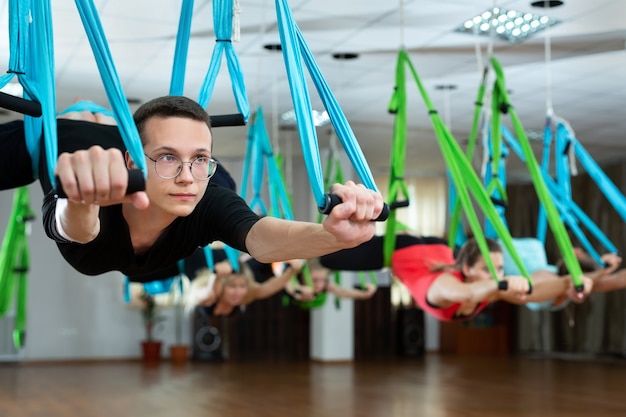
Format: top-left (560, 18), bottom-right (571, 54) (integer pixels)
top-left (72, 0), bottom-right (146, 181)
top-left (170, 0), bottom-right (249, 125)
top-left (0, 0), bottom-right (56, 183)
top-left (273, 0), bottom-right (388, 220)
top-left (499, 124), bottom-right (619, 267)
top-left (535, 117), bottom-right (625, 262)
top-left (240, 107), bottom-right (294, 220)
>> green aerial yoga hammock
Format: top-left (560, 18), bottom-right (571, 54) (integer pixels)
top-left (448, 67), bottom-right (489, 249)
top-left (384, 68), bottom-right (412, 268)
top-left (488, 57), bottom-right (583, 290)
top-left (390, 49), bottom-right (533, 287)
top-left (0, 187), bottom-right (35, 350)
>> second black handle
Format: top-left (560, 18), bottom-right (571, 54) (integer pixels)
top-left (318, 193), bottom-right (390, 222)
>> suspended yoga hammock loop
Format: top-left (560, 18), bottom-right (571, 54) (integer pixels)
top-left (490, 57), bottom-right (583, 290)
top-left (169, 0), bottom-right (194, 96)
top-left (0, 1), bottom-right (57, 182)
top-left (274, 0), bottom-right (388, 220)
top-left (196, 0), bottom-right (250, 121)
top-left (73, 0), bottom-right (146, 178)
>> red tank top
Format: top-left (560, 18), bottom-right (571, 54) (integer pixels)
top-left (391, 244), bottom-right (489, 321)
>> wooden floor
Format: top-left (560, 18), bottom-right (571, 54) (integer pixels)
top-left (1, 354), bottom-right (626, 417)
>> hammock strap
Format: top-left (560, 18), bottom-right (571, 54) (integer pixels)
top-left (383, 55), bottom-right (411, 266)
top-left (74, 0), bottom-right (146, 177)
top-left (448, 67), bottom-right (488, 248)
top-left (400, 50), bottom-right (532, 285)
top-left (169, 0), bottom-right (194, 95)
top-left (491, 57), bottom-right (582, 289)
top-left (196, 0), bottom-right (249, 121)
top-left (274, 0), bottom-right (382, 210)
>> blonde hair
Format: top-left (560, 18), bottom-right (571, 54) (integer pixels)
top-left (306, 257), bottom-right (328, 272)
top-left (218, 262), bottom-right (257, 305)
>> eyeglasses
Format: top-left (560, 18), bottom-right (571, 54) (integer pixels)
top-left (145, 153), bottom-right (218, 180)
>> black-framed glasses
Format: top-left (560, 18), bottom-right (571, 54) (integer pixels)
top-left (145, 153), bottom-right (218, 180)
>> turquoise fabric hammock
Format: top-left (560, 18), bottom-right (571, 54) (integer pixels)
top-left (536, 117), bottom-right (626, 256)
top-left (0, 187), bottom-right (35, 350)
top-left (169, 0), bottom-right (249, 123)
top-left (500, 125), bottom-right (619, 267)
top-left (0, 0), bottom-right (56, 182)
top-left (273, 0), bottom-right (387, 218)
top-left (72, 0), bottom-right (146, 180)
top-left (390, 49), bottom-right (532, 287)
top-left (240, 108), bottom-right (294, 220)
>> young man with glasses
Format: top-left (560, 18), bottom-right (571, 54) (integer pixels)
top-left (41, 95), bottom-right (383, 278)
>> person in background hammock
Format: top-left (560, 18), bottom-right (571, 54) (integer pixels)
top-left (189, 256), bottom-right (305, 317)
top-left (1, 95), bottom-right (384, 278)
top-left (283, 257), bottom-right (377, 304)
top-left (322, 236), bottom-right (593, 321)
top-left (546, 249), bottom-right (626, 308)
top-left (500, 238), bottom-right (626, 312)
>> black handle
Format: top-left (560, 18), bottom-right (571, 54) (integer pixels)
top-left (54, 169), bottom-right (145, 199)
top-left (498, 280), bottom-right (533, 294)
top-left (0, 91), bottom-right (42, 117)
top-left (209, 113), bottom-right (245, 128)
top-left (389, 200), bottom-right (410, 210)
top-left (318, 193), bottom-right (389, 222)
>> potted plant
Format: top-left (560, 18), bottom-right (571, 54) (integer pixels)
top-left (168, 275), bottom-right (190, 365)
top-left (139, 291), bottom-right (165, 365)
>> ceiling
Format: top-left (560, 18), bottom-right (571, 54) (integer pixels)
top-left (1, 0), bottom-right (624, 184)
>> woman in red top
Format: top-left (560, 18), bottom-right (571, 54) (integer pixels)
top-left (321, 235), bottom-right (593, 322)
top-left (392, 238), bottom-right (592, 321)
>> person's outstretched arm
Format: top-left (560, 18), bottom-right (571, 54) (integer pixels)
top-left (245, 182), bottom-right (383, 263)
top-left (327, 282), bottom-right (377, 300)
top-left (427, 274), bottom-right (531, 307)
top-left (253, 259), bottom-right (305, 300)
top-left (499, 270), bottom-right (593, 305)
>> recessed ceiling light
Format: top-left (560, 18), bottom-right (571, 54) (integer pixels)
top-left (454, 7), bottom-right (560, 43)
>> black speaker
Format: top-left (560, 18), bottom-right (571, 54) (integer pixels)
top-left (192, 307), bottom-right (224, 361)
top-left (397, 308), bottom-right (425, 357)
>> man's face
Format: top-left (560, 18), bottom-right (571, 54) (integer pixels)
top-left (140, 117), bottom-right (213, 219)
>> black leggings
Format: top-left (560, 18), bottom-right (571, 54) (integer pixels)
top-left (320, 235), bottom-right (446, 271)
